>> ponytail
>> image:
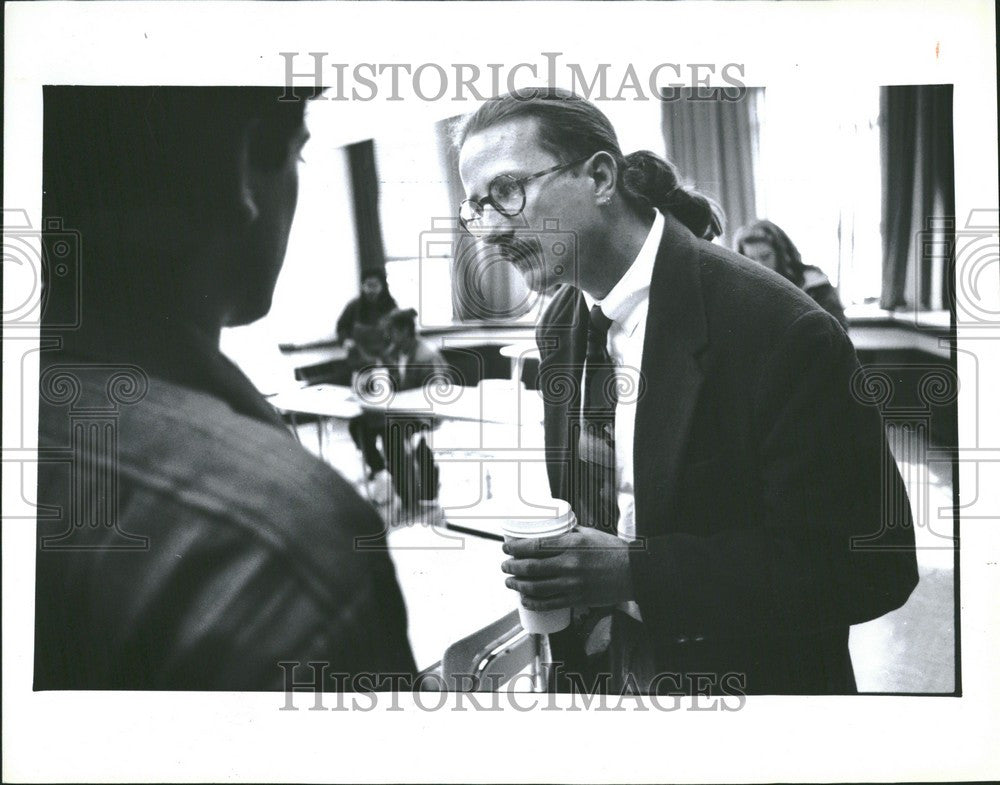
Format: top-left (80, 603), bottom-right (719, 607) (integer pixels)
top-left (621, 151), bottom-right (724, 241)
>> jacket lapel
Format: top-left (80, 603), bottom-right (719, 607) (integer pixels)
top-left (537, 286), bottom-right (588, 500)
top-left (633, 214), bottom-right (709, 536)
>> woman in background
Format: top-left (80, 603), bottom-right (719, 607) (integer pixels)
top-left (734, 220), bottom-right (850, 333)
top-left (336, 269), bottom-right (398, 370)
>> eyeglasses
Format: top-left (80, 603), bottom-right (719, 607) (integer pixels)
top-left (459, 156), bottom-right (590, 227)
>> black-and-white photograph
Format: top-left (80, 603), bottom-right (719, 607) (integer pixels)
top-left (4, 2), bottom-right (997, 783)
top-left (32, 81), bottom-right (956, 695)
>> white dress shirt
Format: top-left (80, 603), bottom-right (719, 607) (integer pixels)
top-left (582, 209), bottom-right (664, 620)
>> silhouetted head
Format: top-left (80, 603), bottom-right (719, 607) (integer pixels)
top-left (43, 86), bottom-right (318, 335)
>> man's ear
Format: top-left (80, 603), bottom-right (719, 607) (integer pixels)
top-left (587, 151), bottom-right (618, 204)
top-left (224, 121), bottom-right (262, 227)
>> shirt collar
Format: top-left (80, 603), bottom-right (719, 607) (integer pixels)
top-left (583, 209), bottom-right (664, 337)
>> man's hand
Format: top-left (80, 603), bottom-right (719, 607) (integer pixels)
top-left (501, 528), bottom-right (634, 610)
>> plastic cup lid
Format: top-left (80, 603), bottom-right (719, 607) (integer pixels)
top-left (500, 499), bottom-right (576, 538)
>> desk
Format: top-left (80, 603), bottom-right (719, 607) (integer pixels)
top-left (371, 381), bottom-right (550, 541)
top-left (270, 381), bottom-right (544, 428)
top-left (268, 383), bottom-right (362, 420)
top-left (371, 385), bottom-right (506, 424)
top-left (272, 380), bottom-right (553, 545)
top-left (499, 342), bottom-right (542, 384)
top-left (279, 343), bottom-right (350, 384)
top-left (279, 342), bottom-right (348, 366)
top-left (267, 384), bottom-right (362, 459)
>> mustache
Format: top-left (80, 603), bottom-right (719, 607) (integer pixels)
top-left (483, 234), bottom-right (542, 267)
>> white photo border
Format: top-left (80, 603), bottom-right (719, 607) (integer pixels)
top-left (4, 1), bottom-right (998, 782)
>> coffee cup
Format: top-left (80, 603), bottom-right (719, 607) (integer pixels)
top-left (501, 500), bottom-right (576, 634)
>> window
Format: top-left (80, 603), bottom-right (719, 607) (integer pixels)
top-left (757, 85), bottom-right (883, 306)
top-left (374, 125), bottom-right (454, 328)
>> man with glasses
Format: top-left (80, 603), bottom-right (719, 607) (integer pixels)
top-left (455, 88), bottom-right (918, 695)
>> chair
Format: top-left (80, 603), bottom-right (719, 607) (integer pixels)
top-left (420, 610), bottom-right (549, 692)
top-left (438, 344), bottom-right (512, 387)
top-left (438, 346), bottom-right (483, 387)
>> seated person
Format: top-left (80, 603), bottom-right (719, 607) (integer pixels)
top-left (734, 219), bottom-right (850, 332)
top-left (382, 308), bottom-right (450, 390)
top-left (349, 308), bottom-right (448, 509)
top-left (336, 269), bottom-right (398, 373)
top-left (35, 86), bottom-right (415, 690)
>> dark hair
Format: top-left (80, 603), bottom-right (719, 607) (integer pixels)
top-left (733, 219), bottom-right (806, 287)
top-left (453, 87), bottom-right (724, 240)
top-left (384, 307), bottom-right (418, 336)
top-left (43, 86), bottom-right (316, 221)
top-left (357, 269), bottom-right (398, 322)
top-left (42, 86), bottom-right (318, 329)
top-left (361, 269), bottom-right (389, 287)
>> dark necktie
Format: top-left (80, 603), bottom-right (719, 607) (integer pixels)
top-left (556, 305), bottom-right (621, 682)
top-left (575, 305), bottom-right (620, 533)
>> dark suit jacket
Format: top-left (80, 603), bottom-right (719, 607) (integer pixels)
top-left (536, 213), bottom-right (918, 695)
